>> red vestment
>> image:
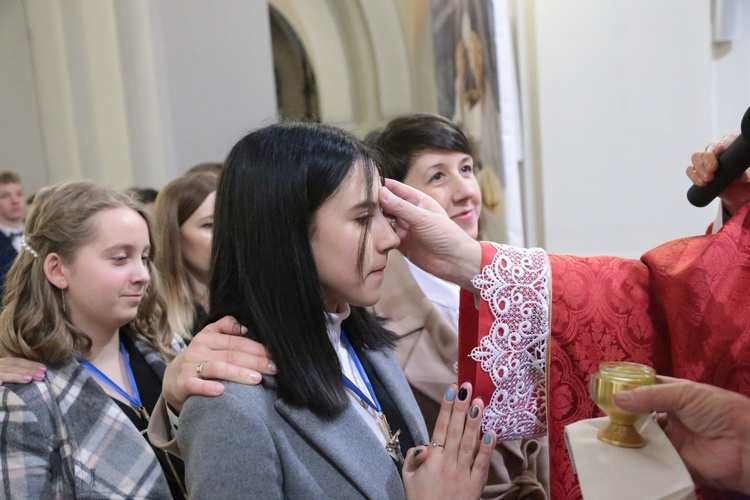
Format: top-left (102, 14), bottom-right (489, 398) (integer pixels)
top-left (460, 203), bottom-right (750, 499)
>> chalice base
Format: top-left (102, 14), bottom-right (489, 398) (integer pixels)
top-left (597, 422), bottom-right (647, 448)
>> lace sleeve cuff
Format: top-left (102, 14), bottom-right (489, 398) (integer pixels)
top-left (459, 242), bottom-right (551, 439)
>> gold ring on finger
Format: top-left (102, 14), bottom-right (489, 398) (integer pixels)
top-left (197, 361), bottom-right (208, 379)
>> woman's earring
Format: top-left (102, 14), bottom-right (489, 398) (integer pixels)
top-left (60, 287), bottom-right (66, 313)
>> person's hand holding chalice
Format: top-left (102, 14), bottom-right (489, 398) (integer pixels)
top-left (590, 361), bottom-right (657, 447)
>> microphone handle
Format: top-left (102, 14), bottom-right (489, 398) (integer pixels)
top-left (687, 134), bottom-right (750, 207)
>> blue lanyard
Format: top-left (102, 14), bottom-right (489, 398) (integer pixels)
top-left (340, 332), bottom-right (381, 413)
top-left (78, 341), bottom-right (149, 420)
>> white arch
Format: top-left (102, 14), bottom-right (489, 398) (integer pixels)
top-left (356, 0), bottom-right (413, 117)
top-left (269, 0), bottom-right (354, 124)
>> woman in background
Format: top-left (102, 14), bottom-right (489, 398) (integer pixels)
top-left (153, 172), bottom-right (216, 339)
top-left (368, 113), bottom-right (548, 499)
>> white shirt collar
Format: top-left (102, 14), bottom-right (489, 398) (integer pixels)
top-left (326, 302), bottom-right (351, 347)
top-left (0, 223), bottom-right (25, 253)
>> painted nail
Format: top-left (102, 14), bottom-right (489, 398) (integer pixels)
top-left (470, 405), bottom-right (480, 419)
top-left (414, 449), bottom-right (424, 457)
top-left (445, 387), bottom-right (456, 402)
top-left (37, 366), bottom-right (47, 372)
top-left (458, 387), bottom-right (468, 401)
top-left (22, 375), bottom-right (32, 382)
top-left (267, 362), bottom-right (277, 374)
top-left (483, 432), bottom-right (492, 445)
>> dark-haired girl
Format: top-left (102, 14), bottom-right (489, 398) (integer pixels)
top-left (177, 122), bottom-right (495, 498)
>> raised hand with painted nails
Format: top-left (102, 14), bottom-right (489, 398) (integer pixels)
top-left (403, 382), bottom-right (496, 499)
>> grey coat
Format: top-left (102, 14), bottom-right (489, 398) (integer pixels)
top-left (0, 337), bottom-right (171, 499)
top-left (178, 347), bottom-right (428, 499)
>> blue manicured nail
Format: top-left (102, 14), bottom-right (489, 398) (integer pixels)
top-left (446, 388), bottom-right (456, 401)
top-left (483, 432), bottom-right (492, 445)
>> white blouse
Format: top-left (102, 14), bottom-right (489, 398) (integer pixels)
top-left (404, 257), bottom-right (461, 332)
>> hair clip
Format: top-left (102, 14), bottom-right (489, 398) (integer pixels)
top-left (20, 235), bottom-right (39, 259)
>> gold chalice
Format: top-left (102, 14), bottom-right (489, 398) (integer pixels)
top-left (590, 361), bottom-right (656, 448)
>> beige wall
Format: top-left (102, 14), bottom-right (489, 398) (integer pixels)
top-left (4, 0), bottom-right (276, 194)
top-left (4, 0), bottom-right (749, 257)
top-left (514, 0), bottom-right (750, 254)
top-left (0, 0), bottom-right (47, 193)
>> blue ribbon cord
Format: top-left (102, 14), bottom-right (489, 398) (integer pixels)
top-left (79, 341), bottom-right (148, 420)
top-left (340, 331), bottom-right (381, 413)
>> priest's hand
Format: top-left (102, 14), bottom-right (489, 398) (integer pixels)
top-left (379, 179), bottom-right (482, 291)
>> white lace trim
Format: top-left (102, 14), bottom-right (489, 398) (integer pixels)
top-left (470, 242), bottom-right (550, 439)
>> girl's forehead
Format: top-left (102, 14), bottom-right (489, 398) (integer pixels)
top-left (83, 208), bottom-right (150, 247)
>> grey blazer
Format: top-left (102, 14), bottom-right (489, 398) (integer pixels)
top-left (178, 347), bottom-right (428, 499)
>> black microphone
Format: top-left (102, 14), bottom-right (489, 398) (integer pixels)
top-left (687, 106), bottom-right (750, 207)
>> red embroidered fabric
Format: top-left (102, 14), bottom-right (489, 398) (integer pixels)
top-left (462, 203), bottom-right (750, 499)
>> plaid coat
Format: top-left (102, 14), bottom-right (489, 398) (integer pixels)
top-left (0, 335), bottom-right (172, 499)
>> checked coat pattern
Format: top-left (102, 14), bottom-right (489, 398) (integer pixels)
top-left (0, 335), bottom-right (173, 499)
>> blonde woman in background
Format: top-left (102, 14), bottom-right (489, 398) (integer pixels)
top-left (153, 172), bottom-right (217, 340)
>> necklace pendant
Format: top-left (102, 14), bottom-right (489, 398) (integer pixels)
top-left (380, 414), bottom-right (404, 466)
top-left (385, 429), bottom-right (404, 466)
top-left (139, 406), bottom-right (151, 422)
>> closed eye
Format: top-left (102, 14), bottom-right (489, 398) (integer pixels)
top-left (355, 212), bottom-right (373, 225)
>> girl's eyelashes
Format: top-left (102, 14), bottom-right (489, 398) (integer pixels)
top-left (430, 172), bottom-right (445, 182)
top-left (355, 212), bottom-right (373, 225)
